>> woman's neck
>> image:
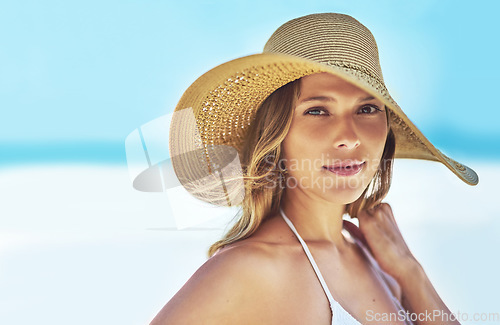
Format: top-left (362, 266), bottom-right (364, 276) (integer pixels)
top-left (280, 188), bottom-right (348, 249)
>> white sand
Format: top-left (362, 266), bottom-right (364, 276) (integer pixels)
top-left (0, 160), bottom-right (498, 324)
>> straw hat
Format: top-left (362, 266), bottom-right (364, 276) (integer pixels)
top-left (169, 13), bottom-right (478, 206)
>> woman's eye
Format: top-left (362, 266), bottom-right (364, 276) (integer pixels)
top-left (305, 108), bottom-right (328, 116)
top-left (358, 105), bottom-right (382, 114)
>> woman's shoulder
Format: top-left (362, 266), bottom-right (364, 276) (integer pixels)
top-left (217, 213), bottom-right (297, 253)
top-left (149, 216), bottom-right (295, 325)
top-left (210, 236), bottom-right (288, 275)
top-left (209, 215), bottom-right (299, 281)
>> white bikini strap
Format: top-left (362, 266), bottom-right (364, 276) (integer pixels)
top-left (349, 235), bottom-right (410, 319)
top-left (279, 208), bottom-right (336, 309)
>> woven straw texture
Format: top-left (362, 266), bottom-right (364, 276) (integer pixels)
top-left (169, 13), bottom-right (478, 205)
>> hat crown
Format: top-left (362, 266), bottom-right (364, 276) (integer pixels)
top-left (264, 13), bottom-right (385, 85)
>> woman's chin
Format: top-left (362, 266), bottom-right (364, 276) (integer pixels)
top-left (319, 187), bottom-right (366, 205)
top-left (314, 178), bottom-right (369, 204)
top-left (318, 179), bottom-right (370, 203)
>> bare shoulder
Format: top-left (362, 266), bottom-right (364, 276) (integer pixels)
top-left (149, 238), bottom-right (289, 325)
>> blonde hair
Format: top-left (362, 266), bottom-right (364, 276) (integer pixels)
top-left (208, 78), bottom-right (395, 257)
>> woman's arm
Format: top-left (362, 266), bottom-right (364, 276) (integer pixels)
top-left (398, 259), bottom-right (460, 325)
top-left (357, 203), bottom-right (460, 325)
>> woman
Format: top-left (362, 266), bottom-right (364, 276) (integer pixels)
top-left (152, 13), bottom-right (478, 324)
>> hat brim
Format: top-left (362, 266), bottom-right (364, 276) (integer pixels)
top-left (169, 52), bottom-right (478, 187)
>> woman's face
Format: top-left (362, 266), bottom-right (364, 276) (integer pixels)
top-left (281, 72), bottom-right (388, 204)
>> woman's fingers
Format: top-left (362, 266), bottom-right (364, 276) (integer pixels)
top-left (379, 202), bottom-right (397, 224)
top-left (356, 202), bottom-right (415, 281)
top-left (342, 219), bottom-right (370, 252)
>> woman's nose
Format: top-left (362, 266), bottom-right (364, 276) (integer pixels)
top-left (331, 117), bottom-right (361, 149)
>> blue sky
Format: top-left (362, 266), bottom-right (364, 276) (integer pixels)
top-left (1, 0), bottom-right (500, 167)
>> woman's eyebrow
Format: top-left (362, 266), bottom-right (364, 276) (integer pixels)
top-left (357, 95), bottom-right (376, 103)
top-left (299, 96), bottom-right (335, 103)
top-left (298, 95), bottom-right (376, 104)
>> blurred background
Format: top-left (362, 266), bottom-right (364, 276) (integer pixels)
top-left (1, 0), bottom-right (499, 324)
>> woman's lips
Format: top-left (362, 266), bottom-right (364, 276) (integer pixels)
top-left (323, 162), bottom-right (366, 176)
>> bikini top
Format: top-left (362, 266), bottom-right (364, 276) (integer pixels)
top-left (279, 208), bottom-right (413, 325)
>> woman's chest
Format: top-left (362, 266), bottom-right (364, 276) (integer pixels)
top-left (264, 246), bottom-right (406, 325)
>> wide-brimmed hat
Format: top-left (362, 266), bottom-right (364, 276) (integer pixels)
top-left (168, 13), bottom-right (478, 206)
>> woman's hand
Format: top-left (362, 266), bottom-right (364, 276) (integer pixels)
top-left (356, 202), bottom-right (418, 283)
top-left (356, 203), bottom-right (462, 324)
